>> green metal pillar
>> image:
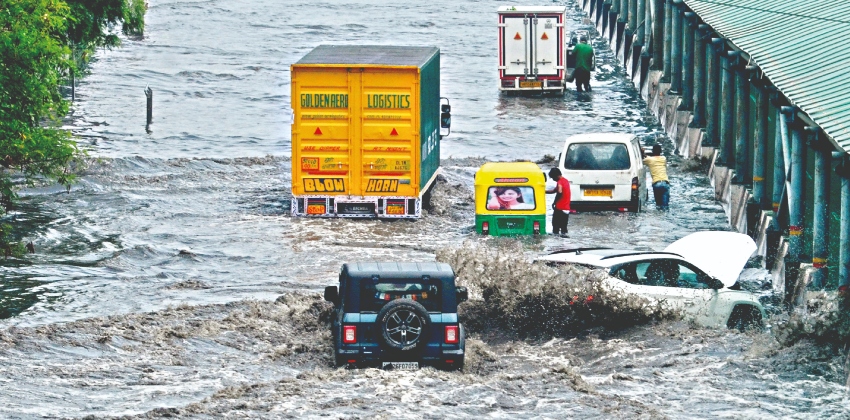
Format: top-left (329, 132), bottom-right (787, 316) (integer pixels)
top-left (662, 0), bottom-right (671, 82)
top-left (840, 159), bottom-right (850, 290)
top-left (692, 24), bottom-right (708, 127)
top-left (734, 62), bottom-right (750, 182)
top-left (705, 38), bottom-right (722, 146)
top-left (812, 131), bottom-right (830, 289)
top-left (651, 0), bottom-right (664, 70)
top-left (719, 51), bottom-right (738, 165)
top-left (669, 0), bottom-right (682, 93)
top-left (752, 77), bottom-right (769, 208)
top-left (680, 11), bottom-right (695, 110)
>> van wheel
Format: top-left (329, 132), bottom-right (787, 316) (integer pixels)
top-left (727, 305), bottom-right (762, 331)
top-left (628, 197), bottom-right (641, 213)
top-left (377, 299), bottom-right (430, 351)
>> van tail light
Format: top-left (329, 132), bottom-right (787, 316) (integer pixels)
top-left (445, 326), bottom-right (459, 344)
top-left (631, 177), bottom-right (639, 190)
top-left (482, 221), bottom-right (489, 235)
top-left (343, 325), bottom-right (357, 344)
top-left (533, 221), bottom-right (540, 234)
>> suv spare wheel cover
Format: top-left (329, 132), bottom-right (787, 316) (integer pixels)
top-left (377, 299), bottom-right (430, 351)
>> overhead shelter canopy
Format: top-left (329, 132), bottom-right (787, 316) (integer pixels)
top-left (684, 0), bottom-right (850, 153)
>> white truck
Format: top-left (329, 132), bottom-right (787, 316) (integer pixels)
top-left (497, 6), bottom-right (567, 94)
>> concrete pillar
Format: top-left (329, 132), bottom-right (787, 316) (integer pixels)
top-left (662, 0), bottom-right (672, 81)
top-left (734, 63), bottom-right (750, 182)
top-left (651, 0), bottom-right (665, 70)
top-left (719, 51), bottom-right (738, 164)
top-left (752, 79), bottom-right (770, 208)
top-left (680, 11), bottom-right (696, 110)
top-left (692, 24), bottom-right (708, 127)
top-left (629, 0), bottom-right (638, 31)
top-left (669, 0), bottom-right (683, 92)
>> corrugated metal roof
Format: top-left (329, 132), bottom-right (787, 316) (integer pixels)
top-left (684, 0), bottom-right (850, 152)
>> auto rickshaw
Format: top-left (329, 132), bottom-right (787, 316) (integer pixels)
top-left (475, 162), bottom-right (547, 236)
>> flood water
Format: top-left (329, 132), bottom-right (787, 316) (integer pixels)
top-left (0, 0), bottom-right (847, 418)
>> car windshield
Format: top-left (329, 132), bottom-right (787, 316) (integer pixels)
top-left (564, 142), bottom-right (631, 170)
top-left (360, 281), bottom-right (441, 312)
top-left (486, 186), bottom-right (536, 211)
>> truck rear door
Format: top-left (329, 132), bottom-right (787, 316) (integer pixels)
top-left (501, 13), bottom-right (563, 79)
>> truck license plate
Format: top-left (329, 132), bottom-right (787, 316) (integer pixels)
top-left (520, 81), bottom-right (542, 88)
top-left (382, 362), bottom-right (419, 370)
top-left (583, 188), bottom-right (613, 197)
top-left (386, 204), bottom-right (405, 215)
top-left (306, 204), bottom-right (326, 214)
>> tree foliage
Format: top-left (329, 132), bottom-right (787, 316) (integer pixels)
top-left (0, 0), bottom-right (145, 256)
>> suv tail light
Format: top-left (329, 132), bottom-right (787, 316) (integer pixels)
top-left (533, 221), bottom-right (540, 234)
top-left (481, 221), bottom-right (489, 235)
top-left (445, 326), bottom-right (459, 344)
top-left (343, 325), bottom-right (357, 344)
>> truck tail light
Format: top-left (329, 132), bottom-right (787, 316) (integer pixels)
top-left (445, 326), bottom-right (459, 344)
top-left (343, 325), bottom-right (357, 344)
top-left (533, 221), bottom-right (540, 234)
top-left (482, 222), bottom-right (489, 235)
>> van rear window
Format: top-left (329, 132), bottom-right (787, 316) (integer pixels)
top-left (564, 143), bottom-right (631, 170)
top-left (360, 281), bottom-right (441, 312)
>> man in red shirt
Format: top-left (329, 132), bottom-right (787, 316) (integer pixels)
top-left (546, 168), bottom-right (571, 235)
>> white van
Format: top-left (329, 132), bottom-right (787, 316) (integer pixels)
top-left (557, 133), bottom-right (647, 212)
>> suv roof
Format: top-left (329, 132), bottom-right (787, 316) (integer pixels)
top-left (343, 262), bottom-right (454, 279)
top-left (563, 132), bottom-right (635, 144)
top-left (536, 248), bottom-right (685, 268)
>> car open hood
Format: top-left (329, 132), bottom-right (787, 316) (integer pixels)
top-left (663, 231), bottom-right (756, 288)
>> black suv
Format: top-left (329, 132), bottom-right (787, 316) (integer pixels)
top-left (324, 262), bottom-right (468, 370)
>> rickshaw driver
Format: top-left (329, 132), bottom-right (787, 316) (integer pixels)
top-left (546, 168), bottom-right (571, 236)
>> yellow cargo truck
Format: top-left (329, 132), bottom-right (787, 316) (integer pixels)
top-left (290, 45), bottom-right (450, 218)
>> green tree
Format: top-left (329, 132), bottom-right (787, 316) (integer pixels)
top-left (0, 0), bottom-right (145, 257)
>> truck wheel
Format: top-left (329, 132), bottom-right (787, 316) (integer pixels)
top-left (727, 305), bottom-right (763, 332)
top-left (377, 299), bottom-right (430, 351)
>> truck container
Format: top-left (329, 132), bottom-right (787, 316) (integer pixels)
top-left (498, 6), bottom-right (567, 94)
top-left (290, 45), bottom-right (449, 218)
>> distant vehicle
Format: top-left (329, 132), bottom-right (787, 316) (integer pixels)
top-left (557, 132), bottom-right (647, 212)
top-left (534, 231), bottom-right (767, 330)
top-left (290, 45), bottom-right (451, 218)
top-left (324, 262), bottom-right (468, 370)
top-left (475, 161), bottom-right (547, 236)
top-left (498, 6), bottom-right (567, 94)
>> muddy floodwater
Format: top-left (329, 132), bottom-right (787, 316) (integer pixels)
top-left (0, 0), bottom-right (848, 418)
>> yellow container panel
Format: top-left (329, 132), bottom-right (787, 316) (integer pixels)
top-left (359, 70), bottom-right (419, 197)
top-left (292, 70), bottom-right (353, 195)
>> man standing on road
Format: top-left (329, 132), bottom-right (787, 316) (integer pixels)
top-left (642, 144), bottom-right (670, 210)
top-left (573, 35), bottom-right (595, 93)
top-left (546, 168), bottom-right (571, 235)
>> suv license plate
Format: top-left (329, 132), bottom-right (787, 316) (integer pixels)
top-left (382, 362), bottom-right (419, 371)
top-left (520, 81), bottom-right (542, 88)
top-left (583, 188), bottom-right (613, 197)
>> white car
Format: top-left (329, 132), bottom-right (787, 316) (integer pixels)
top-left (557, 132), bottom-right (648, 212)
top-left (535, 231), bottom-right (767, 329)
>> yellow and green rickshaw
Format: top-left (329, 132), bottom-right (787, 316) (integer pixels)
top-left (474, 162), bottom-right (547, 236)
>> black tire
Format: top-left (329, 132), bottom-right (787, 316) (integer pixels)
top-left (727, 305), bottom-right (763, 332)
top-left (333, 328), bottom-right (346, 368)
top-left (377, 299), bottom-right (430, 352)
top-left (628, 196), bottom-right (642, 213)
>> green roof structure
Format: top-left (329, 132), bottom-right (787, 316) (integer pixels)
top-left (684, 0), bottom-right (850, 152)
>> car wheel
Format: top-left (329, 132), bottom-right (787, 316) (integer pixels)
top-left (377, 299), bottom-right (430, 351)
top-left (727, 305), bottom-right (762, 331)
